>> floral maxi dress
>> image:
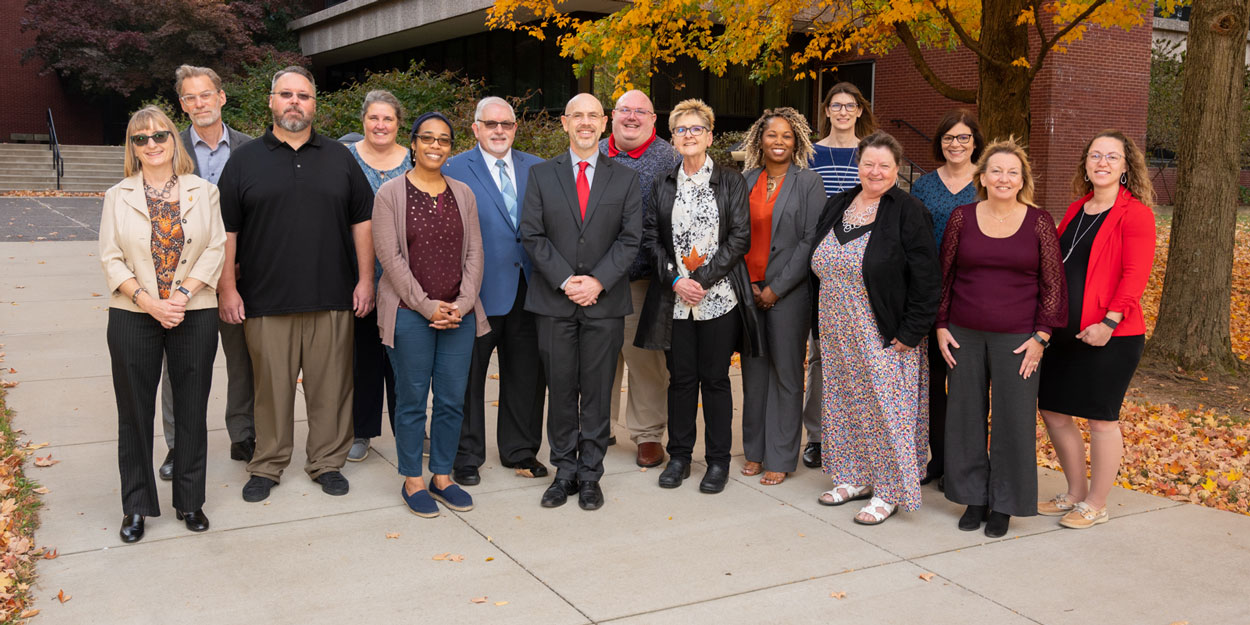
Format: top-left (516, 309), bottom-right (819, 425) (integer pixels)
top-left (812, 229), bottom-right (928, 511)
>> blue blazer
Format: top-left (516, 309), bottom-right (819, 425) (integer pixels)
top-left (443, 147), bottom-right (540, 316)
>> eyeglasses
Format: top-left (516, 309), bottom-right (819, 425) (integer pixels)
top-left (827, 103), bottom-right (859, 113)
top-left (1087, 152), bottom-right (1124, 165)
top-left (614, 107), bottom-right (653, 117)
top-left (941, 134), bottom-right (974, 145)
top-left (563, 112), bottom-right (603, 122)
top-left (477, 120), bottom-right (517, 131)
top-left (130, 131), bottom-right (172, 146)
top-left (415, 134), bottom-right (452, 147)
top-left (271, 91), bottom-right (315, 102)
top-left (179, 91), bottom-right (219, 105)
top-left (672, 126), bottom-right (708, 136)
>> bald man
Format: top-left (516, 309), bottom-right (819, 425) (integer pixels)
top-left (521, 93), bottom-right (643, 510)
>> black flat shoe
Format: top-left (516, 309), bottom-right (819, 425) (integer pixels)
top-left (540, 478), bottom-right (578, 508)
top-left (453, 465), bottom-right (481, 486)
top-left (801, 442), bottom-right (821, 469)
top-left (578, 480), bottom-right (604, 511)
top-left (920, 469), bottom-right (943, 486)
top-left (658, 459), bottom-right (690, 489)
top-left (176, 509), bottom-right (210, 532)
top-left (230, 438), bottom-right (256, 462)
top-left (984, 511), bottom-right (1011, 538)
top-left (699, 463), bottom-right (730, 494)
top-left (958, 505), bottom-right (987, 531)
top-left (159, 449), bottom-right (175, 482)
top-left (120, 514), bottom-right (145, 543)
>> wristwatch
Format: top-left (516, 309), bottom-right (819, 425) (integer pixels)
top-left (177, 286), bottom-right (192, 298)
top-left (1030, 332), bottom-right (1050, 348)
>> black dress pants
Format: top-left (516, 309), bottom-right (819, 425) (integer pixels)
top-left (665, 312), bottom-right (739, 466)
top-left (457, 273), bottom-right (546, 469)
top-left (108, 308), bottom-right (217, 516)
top-left (926, 328), bottom-right (948, 477)
top-left (352, 309), bottom-right (396, 439)
top-left (536, 311), bottom-right (623, 482)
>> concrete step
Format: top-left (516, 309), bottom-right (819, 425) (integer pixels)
top-left (0, 143), bottom-right (125, 191)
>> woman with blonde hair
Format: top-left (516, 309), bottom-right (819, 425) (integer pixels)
top-left (1036, 130), bottom-right (1156, 529)
top-left (738, 107), bottom-right (826, 486)
top-left (100, 106), bottom-right (226, 542)
top-left (935, 137), bottom-right (1066, 538)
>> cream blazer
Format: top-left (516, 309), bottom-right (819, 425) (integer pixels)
top-left (99, 173), bottom-right (226, 312)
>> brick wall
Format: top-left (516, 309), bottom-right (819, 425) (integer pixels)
top-left (1150, 167), bottom-right (1250, 206)
top-left (0, 5), bottom-right (105, 144)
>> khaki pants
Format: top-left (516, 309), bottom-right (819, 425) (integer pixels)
top-left (244, 310), bottom-right (354, 482)
top-left (609, 279), bottom-right (669, 445)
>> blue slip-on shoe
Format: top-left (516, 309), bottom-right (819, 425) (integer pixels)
top-left (401, 485), bottom-right (440, 518)
top-left (429, 482), bottom-right (475, 512)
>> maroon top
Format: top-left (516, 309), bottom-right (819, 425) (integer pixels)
top-left (400, 177), bottom-right (463, 309)
top-left (936, 203), bottom-right (1066, 335)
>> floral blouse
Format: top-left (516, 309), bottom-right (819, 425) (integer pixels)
top-left (148, 196), bottom-right (184, 299)
top-left (671, 159), bottom-right (737, 321)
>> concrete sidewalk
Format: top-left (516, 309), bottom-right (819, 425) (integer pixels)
top-left (2, 239), bottom-right (1248, 625)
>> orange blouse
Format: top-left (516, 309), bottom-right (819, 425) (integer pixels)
top-left (745, 170), bottom-right (780, 283)
top-left (147, 196), bottom-right (185, 299)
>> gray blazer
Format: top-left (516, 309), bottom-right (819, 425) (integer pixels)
top-left (179, 124), bottom-right (253, 177)
top-left (742, 163), bottom-right (824, 299)
top-left (520, 152), bottom-right (643, 318)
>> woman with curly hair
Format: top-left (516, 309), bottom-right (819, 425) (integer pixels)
top-left (1036, 130), bottom-right (1156, 530)
top-left (738, 107), bottom-right (826, 486)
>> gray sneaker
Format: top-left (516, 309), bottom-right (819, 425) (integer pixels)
top-left (347, 437), bottom-right (370, 462)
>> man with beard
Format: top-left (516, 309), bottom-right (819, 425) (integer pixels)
top-left (217, 66), bottom-right (375, 502)
top-left (150, 65), bottom-right (256, 486)
top-left (522, 93), bottom-right (642, 510)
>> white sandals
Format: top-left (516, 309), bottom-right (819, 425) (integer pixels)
top-left (852, 496), bottom-right (897, 526)
top-left (818, 484), bottom-right (872, 506)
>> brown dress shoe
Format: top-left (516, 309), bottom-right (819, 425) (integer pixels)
top-left (636, 442), bottom-right (664, 468)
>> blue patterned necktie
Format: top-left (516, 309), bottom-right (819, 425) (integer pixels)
top-left (496, 159), bottom-right (518, 227)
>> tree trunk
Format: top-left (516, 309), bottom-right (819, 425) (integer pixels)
top-left (975, 0), bottom-right (1033, 145)
top-left (1146, 0), bottom-right (1249, 372)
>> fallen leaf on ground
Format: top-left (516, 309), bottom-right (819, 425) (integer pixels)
top-left (447, 554), bottom-right (465, 562)
top-left (432, 552), bottom-right (450, 561)
top-left (485, 557), bottom-right (494, 561)
top-left (0, 381), bottom-right (17, 389)
top-left (494, 601), bottom-right (508, 606)
top-left (57, 589), bottom-right (70, 603)
top-left (7, 368), bottom-right (14, 374)
top-left (515, 468), bottom-right (534, 478)
top-left (42, 549), bottom-right (57, 560)
top-left (19, 609), bottom-right (38, 618)
top-left (24, 443), bottom-right (48, 451)
top-left (1168, 622), bottom-right (1189, 625)
top-left (919, 572), bottom-right (935, 582)
top-left (470, 597), bottom-right (488, 604)
top-left (489, 374), bottom-right (499, 379)
top-left (34, 455), bottom-right (58, 467)
top-left (385, 532), bottom-right (400, 539)
top-left (90, 293), bottom-right (101, 297)
top-left (830, 591), bottom-right (846, 599)
top-left (32, 487), bottom-right (49, 495)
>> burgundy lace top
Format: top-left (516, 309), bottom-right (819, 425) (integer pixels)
top-left (936, 203), bottom-right (1067, 335)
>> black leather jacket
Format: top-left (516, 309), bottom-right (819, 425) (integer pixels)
top-left (634, 160), bottom-right (763, 357)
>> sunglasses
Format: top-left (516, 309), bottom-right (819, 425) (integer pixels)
top-left (477, 120), bottom-right (516, 131)
top-left (130, 131), bottom-right (172, 146)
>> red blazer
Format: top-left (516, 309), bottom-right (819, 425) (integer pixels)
top-left (1056, 187), bottom-right (1156, 336)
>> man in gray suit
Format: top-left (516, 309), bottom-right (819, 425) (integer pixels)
top-left (155, 65), bottom-right (255, 481)
top-left (521, 93), bottom-right (642, 511)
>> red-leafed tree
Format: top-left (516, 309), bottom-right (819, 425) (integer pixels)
top-left (20, 0), bottom-right (307, 101)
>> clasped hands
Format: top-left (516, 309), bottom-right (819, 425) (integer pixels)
top-left (429, 301), bottom-right (462, 329)
top-left (564, 275), bottom-right (603, 307)
top-left (146, 292), bottom-right (189, 329)
top-left (673, 277), bottom-right (706, 307)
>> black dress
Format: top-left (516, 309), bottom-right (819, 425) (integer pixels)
top-left (1037, 210), bottom-right (1145, 421)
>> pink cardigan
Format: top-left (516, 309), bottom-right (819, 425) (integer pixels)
top-left (373, 174), bottom-right (488, 347)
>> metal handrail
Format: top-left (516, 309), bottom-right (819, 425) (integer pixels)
top-left (890, 118), bottom-right (932, 144)
top-left (899, 155), bottom-right (928, 189)
top-left (46, 108), bottom-right (64, 191)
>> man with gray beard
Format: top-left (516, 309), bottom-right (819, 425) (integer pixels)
top-left (217, 66), bottom-right (376, 503)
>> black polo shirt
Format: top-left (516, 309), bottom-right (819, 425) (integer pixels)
top-left (219, 127), bottom-right (373, 317)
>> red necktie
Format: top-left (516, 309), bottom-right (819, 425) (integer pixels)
top-left (576, 161), bottom-right (590, 220)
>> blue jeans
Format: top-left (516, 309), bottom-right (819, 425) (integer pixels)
top-left (387, 308), bottom-right (476, 477)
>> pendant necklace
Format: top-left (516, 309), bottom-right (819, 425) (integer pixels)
top-left (1062, 208), bottom-right (1108, 264)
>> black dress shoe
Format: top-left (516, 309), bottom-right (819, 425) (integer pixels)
top-left (801, 442), bottom-right (821, 469)
top-left (120, 514), bottom-right (145, 543)
top-left (176, 509), bottom-right (210, 532)
top-left (958, 505), bottom-right (988, 531)
top-left (984, 511), bottom-right (1011, 538)
top-left (540, 478), bottom-right (578, 508)
top-left (314, 470), bottom-right (350, 496)
top-left (230, 438), bottom-right (256, 462)
top-left (242, 475), bottom-right (277, 502)
top-left (503, 457), bottom-right (549, 478)
top-left (658, 459), bottom-right (691, 489)
top-left (578, 480), bottom-right (604, 511)
top-left (454, 465), bottom-right (481, 486)
top-left (699, 463), bottom-right (730, 494)
top-left (608, 435), bottom-right (617, 446)
top-left (159, 449), bottom-right (175, 482)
